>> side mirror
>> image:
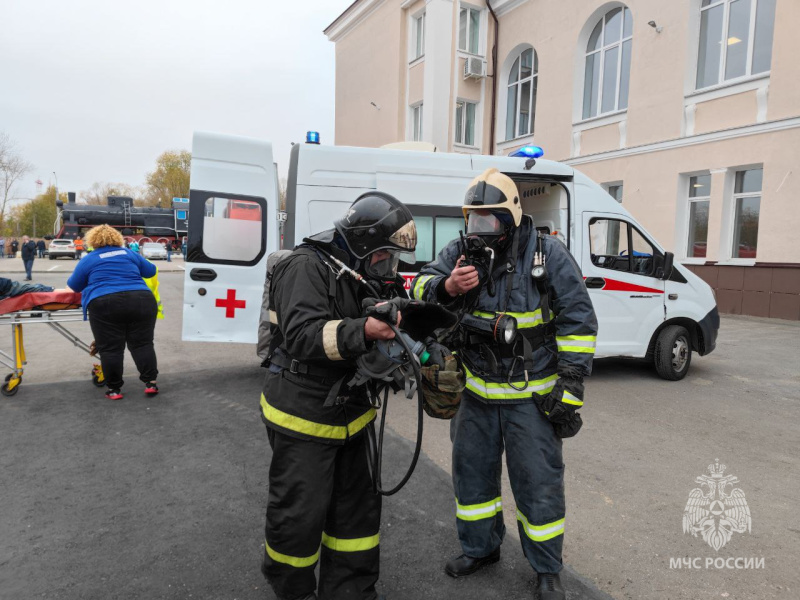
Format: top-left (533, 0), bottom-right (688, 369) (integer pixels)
top-left (660, 251), bottom-right (674, 280)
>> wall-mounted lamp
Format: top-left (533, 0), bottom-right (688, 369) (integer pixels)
top-left (648, 20), bottom-right (663, 33)
top-left (370, 101), bottom-right (381, 110)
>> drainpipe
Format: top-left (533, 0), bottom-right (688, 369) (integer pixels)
top-left (486, 0), bottom-right (499, 155)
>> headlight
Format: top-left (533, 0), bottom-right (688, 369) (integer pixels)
top-left (460, 312), bottom-right (518, 346)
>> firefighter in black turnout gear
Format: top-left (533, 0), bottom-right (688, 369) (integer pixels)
top-left (412, 169), bottom-right (598, 600)
top-left (260, 192), bottom-right (416, 600)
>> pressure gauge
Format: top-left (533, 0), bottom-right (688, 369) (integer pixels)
top-left (532, 264), bottom-right (547, 280)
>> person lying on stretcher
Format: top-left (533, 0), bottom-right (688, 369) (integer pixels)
top-left (0, 277), bottom-right (56, 300)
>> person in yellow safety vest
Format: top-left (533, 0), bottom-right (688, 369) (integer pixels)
top-left (143, 268), bottom-right (164, 320)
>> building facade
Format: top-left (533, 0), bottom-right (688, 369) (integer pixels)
top-left (325, 0), bottom-right (800, 319)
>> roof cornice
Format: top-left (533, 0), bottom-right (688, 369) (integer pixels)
top-left (491, 0), bottom-right (529, 17)
top-left (324, 0), bottom-right (387, 42)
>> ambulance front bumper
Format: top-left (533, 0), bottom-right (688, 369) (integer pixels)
top-left (697, 306), bottom-right (720, 356)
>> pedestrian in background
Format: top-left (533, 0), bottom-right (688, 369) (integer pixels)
top-left (10, 238), bottom-right (19, 258)
top-left (181, 237), bottom-right (187, 260)
top-left (67, 225), bottom-right (162, 401)
top-left (74, 236), bottom-right (85, 259)
top-left (166, 241), bottom-right (172, 262)
top-left (36, 239), bottom-right (45, 258)
top-left (0, 238), bottom-right (6, 259)
top-left (129, 239), bottom-right (139, 254)
top-left (20, 235), bottom-right (36, 281)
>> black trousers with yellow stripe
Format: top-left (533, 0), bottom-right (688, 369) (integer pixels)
top-left (263, 427), bottom-right (381, 600)
top-left (451, 394), bottom-right (565, 574)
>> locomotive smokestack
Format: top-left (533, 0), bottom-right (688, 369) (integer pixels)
top-left (67, 192), bottom-right (76, 204)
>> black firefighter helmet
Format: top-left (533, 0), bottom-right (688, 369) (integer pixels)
top-left (334, 192), bottom-right (417, 279)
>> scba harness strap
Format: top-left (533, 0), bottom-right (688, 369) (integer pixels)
top-left (466, 230), bottom-right (555, 387)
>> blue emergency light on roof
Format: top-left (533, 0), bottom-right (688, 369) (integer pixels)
top-left (510, 145), bottom-right (544, 158)
top-left (306, 131), bottom-right (321, 144)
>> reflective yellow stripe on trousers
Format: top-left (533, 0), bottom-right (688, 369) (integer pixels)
top-left (260, 394), bottom-right (376, 441)
top-left (456, 496), bottom-right (503, 521)
top-left (265, 540), bottom-right (319, 568)
top-left (556, 335), bottom-right (596, 354)
top-left (321, 532), bottom-right (380, 552)
top-left (516, 511), bottom-right (565, 542)
top-left (463, 366), bottom-right (558, 401)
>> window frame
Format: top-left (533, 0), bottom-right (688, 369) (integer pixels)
top-left (458, 5), bottom-right (482, 56)
top-left (406, 205), bottom-right (465, 270)
top-left (730, 167), bottom-right (762, 259)
top-left (410, 103), bottom-right (424, 142)
top-left (589, 216), bottom-right (662, 278)
top-left (187, 189), bottom-right (267, 267)
top-left (695, 0), bottom-right (774, 92)
top-left (685, 174), bottom-right (712, 259)
top-left (411, 11), bottom-right (426, 61)
top-left (454, 99), bottom-right (478, 147)
top-left (582, 6), bottom-right (633, 120)
top-left (505, 47), bottom-right (538, 141)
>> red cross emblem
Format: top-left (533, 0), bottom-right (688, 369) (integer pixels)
top-left (215, 289), bottom-right (246, 318)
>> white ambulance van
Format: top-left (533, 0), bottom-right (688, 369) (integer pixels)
top-left (182, 131), bottom-right (719, 380)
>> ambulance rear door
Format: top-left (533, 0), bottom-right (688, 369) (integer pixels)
top-left (182, 132), bottom-right (278, 343)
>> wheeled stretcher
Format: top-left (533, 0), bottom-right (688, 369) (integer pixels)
top-left (0, 291), bottom-right (104, 396)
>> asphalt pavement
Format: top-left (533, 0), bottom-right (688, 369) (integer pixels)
top-left (0, 263), bottom-right (798, 600)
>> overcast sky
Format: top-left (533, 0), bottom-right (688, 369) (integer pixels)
top-left (0, 0), bottom-right (352, 202)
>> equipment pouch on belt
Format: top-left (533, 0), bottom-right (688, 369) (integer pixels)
top-left (420, 352), bottom-right (465, 420)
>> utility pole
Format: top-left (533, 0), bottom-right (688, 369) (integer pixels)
top-left (52, 171), bottom-right (58, 206)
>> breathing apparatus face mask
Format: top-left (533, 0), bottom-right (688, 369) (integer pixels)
top-left (364, 248), bottom-right (415, 280)
top-left (466, 209), bottom-right (515, 253)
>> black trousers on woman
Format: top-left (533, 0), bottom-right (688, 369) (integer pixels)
top-left (88, 290), bottom-right (158, 390)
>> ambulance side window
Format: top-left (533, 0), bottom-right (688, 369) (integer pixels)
top-left (589, 218), bottom-right (656, 277)
top-left (193, 195), bottom-right (266, 265)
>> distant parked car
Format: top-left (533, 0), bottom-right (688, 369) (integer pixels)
top-left (47, 239), bottom-right (77, 260)
top-left (142, 242), bottom-right (167, 260)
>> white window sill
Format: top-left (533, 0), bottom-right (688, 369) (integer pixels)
top-left (453, 143), bottom-right (480, 154)
top-left (457, 50), bottom-right (485, 59)
top-left (496, 133), bottom-right (535, 152)
top-left (572, 110), bottom-right (627, 131)
top-left (409, 55), bottom-right (425, 67)
top-left (715, 258), bottom-right (757, 267)
top-left (680, 257), bottom-right (708, 265)
top-left (686, 73), bottom-right (770, 105)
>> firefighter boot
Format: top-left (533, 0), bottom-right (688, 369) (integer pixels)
top-left (444, 548), bottom-right (501, 577)
top-left (536, 572), bottom-right (565, 600)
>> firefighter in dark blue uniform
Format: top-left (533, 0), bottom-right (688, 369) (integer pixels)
top-left (260, 193), bottom-right (416, 600)
top-left (411, 169), bottom-right (598, 600)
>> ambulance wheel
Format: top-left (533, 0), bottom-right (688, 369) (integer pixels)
top-left (2, 382), bottom-right (19, 396)
top-left (654, 325), bottom-right (692, 381)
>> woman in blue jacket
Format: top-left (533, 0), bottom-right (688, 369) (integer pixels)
top-left (67, 225), bottom-right (160, 400)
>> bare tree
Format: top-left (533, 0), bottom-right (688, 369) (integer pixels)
top-left (0, 132), bottom-right (33, 227)
top-left (80, 181), bottom-right (141, 205)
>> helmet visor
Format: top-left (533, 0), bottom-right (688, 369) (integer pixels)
top-left (466, 209), bottom-right (514, 236)
top-left (365, 249), bottom-right (407, 279)
top-left (388, 219), bottom-right (417, 254)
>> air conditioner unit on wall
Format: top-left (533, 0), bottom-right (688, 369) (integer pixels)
top-left (463, 57), bottom-right (486, 80)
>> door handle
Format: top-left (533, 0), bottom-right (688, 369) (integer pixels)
top-left (585, 277), bottom-right (606, 289)
top-left (190, 268), bottom-right (217, 282)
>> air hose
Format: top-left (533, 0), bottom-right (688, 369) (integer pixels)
top-left (364, 322), bottom-right (425, 496)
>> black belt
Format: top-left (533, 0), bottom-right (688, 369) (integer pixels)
top-left (268, 350), bottom-right (347, 381)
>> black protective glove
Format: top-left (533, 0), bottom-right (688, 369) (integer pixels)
top-left (534, 377), bottom-right (584, 439)
top-left (423, 337), bottom-right (451, 369)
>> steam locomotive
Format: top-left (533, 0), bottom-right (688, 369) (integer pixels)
top-left (55, 192), bottom-right (188, 246)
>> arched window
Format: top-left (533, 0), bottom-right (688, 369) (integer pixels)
top-left (582, 6), bottom-right (632, 120)
top-left (505, 47), bottom-right (538, 140)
